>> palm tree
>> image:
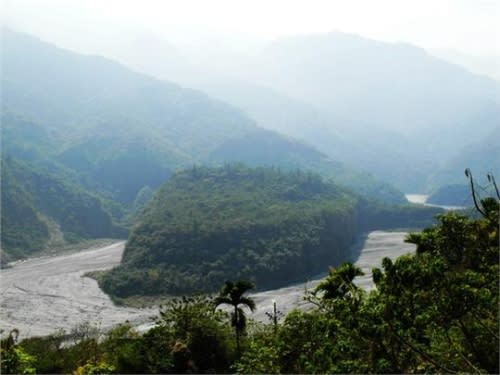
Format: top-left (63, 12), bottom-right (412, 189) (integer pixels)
top-left (314, 262), bottom-right (364, 300)
top-left (214, 280), bottom-right (256, 354)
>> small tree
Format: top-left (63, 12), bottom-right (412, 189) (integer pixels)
top-left (214, 280), bottom-right (256, 354)
top-left (155, 295), bottom-right (234, 373)
top-left (1, 329), bottom-right (36, 374)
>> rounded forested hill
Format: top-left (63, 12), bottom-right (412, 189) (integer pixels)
top-left (100, 165), bottom-right (361, 297)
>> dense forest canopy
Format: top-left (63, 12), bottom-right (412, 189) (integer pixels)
top-left (100, 165), bottom-right (359, 297)
top-left (99, 165), bottom-right (441, 298)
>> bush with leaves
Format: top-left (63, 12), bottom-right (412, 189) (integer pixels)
top-left (1, 329), bottom-right (36, 374)
top-left (236, 198), bottom-right (499, 373)
top-left (154, 295), bottom-right (236, 373)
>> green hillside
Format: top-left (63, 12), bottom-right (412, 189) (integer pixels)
top-left (1, 159), bottom-right (50, 261)
top-left (100, 165), bottom-right (440, 298)
top-left (209, 128), bottom-right (405, 204)
top-left (1, 29), bottom-right (254, 205)
top-left (2, 28), bottom-right (405, 209)
top-left (1, 29), bottom-right (413, 262)
top-left (0, 157), bottom-right (125, 260)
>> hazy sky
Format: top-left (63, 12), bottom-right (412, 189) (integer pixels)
top-left (2, 0), bottom-right (499, 57)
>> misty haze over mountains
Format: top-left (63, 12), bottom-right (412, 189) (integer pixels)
top-left (104, 30), bottom-right (500, 192)
top-left (1, 29), bottom-right (404, 199)
top-left (2, 26), bottom-right (499, 258)
top-left (1, 24), bottom-right (497, 260)
top-left (3, 28), bottom-right (417, 259)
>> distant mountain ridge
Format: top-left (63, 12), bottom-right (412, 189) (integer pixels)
top-left (1, 28), bottom-right (404, 202)
top-left (254, 33), bottom-right (500, 191)
top-left (110, 30), bottom-right (500, 192)
top-left (257, 32), bottom-right (499, 132)
top-left (427, 126), bottom-right (500, 190)
top-left (1, 29), bottom-right (408, 258)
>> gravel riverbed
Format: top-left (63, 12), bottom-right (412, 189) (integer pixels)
top-left (1, 231), bottom-right (415, 338)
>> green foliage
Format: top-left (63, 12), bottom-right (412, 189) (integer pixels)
top-left (368, 203), bottom-right (499, 373)
top-left (74, 361), bottom-right (116, 375)
top-left (1, 157), bottom-right (50, 258)
top-left (0, 157), bottom-right (126, 259)
top-left (233, 325), bottom-right (280, 374)
top-left (240, 199), bottom-right (499, 374)
top-left (98, 324), bottom-right (148, 373)
top-left (132, 185), bottom-right (154, 214)
top-left (357, 198), bottom-right (442, 230)
top-left (18, 331), bottom-right (67, 373)
top-left (101, 165), bottom-right (438, 298)
top-left (214, 280), bottom-right (256, 354)
top-left (156, 295), bottom-right (235, 373)
top-left (209, 128), bottom-right (407, 204)
top-left (1, 330), bottom-right (37, 374)
top-left (101, 165), bottom-right (361, 297)
top-left (314, 262), bottom-right (364, 300)
top-left (11, 201), bottom-right (498, 372)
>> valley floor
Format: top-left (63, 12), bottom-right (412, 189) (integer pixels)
top-left (0, 242), bottom-right (155, 338)
top-left (0, 232), bottom-right (416, 338)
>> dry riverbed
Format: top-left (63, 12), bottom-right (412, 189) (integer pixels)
top-left (1, 231), bottom-right (415, 338)
top-left (0, 242), bottom-right (156, 338)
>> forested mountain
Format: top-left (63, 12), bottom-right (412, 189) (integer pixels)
top-left (1, 28), bottom-right (404, 211)
top-left (0, 157), bottom-right (124, 261)
top-left (1, 159), bottom-right (49, 261)
top-left (1, 28), bottom-right (254, 203)
top-left (208, 128), bottom-right (404, 204)
top-left (255, 33), bottom-right (499, 132)
top-left (251, 33), bottom-right (500, 191)
top-left (99, 165), bottom-right (440, 298)
top-left (114, 31), bottom-right (500, 193)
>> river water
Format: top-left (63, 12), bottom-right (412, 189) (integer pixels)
top-left (0, 230), bottom-right (417, 338)
top-left (405, 193), bottom-right (466, 210)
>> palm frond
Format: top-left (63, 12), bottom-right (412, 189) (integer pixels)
top-left (239, 296), bottom-right (256, 312)
top-left (214, 296), bottom-right (233, 308)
